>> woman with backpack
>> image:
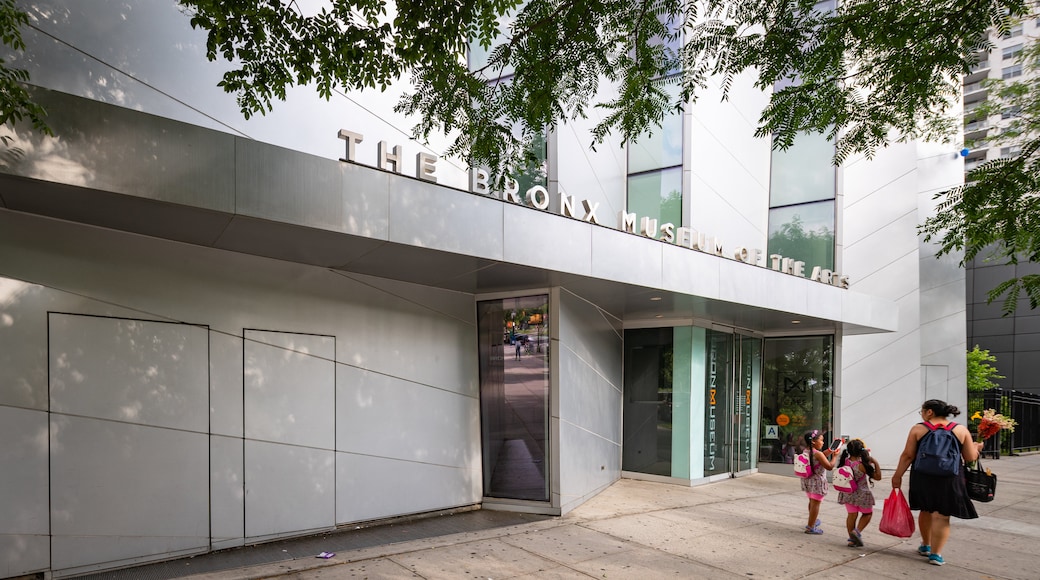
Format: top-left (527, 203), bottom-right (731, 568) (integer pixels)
top-left (835, 439), bottom-right (882, 547)
top-left (800, 429), bottom-right (838, 534)
top-left (891, 399), bottom-right (983, 566)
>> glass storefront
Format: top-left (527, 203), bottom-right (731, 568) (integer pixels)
top-left (622, 326), bottom-right (760, 480)
top-left (477, 295), bottom-right (550, 501)
top-left (758, 336), bottom-right (834, 465)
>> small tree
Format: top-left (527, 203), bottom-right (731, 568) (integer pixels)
top-left (967, 345), bottom-right (1004, 392)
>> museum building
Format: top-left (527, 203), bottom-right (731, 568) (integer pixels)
top-left (0, 1), bottom-right (967, 578)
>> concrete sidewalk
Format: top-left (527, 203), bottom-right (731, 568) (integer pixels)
top-left (175, 454), bottom-right (1040, 580)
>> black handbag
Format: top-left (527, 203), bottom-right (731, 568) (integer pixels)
top-left (965, 459), bottom-right (997, 503)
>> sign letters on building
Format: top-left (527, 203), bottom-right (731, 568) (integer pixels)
top-left (338, 129), bottom-right (849, 288)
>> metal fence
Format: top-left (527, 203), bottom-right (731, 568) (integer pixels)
top-left (967, 388), bottom-right (1040, 457)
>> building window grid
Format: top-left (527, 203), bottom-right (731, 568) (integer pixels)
top-left (1002, 63), bottom-right (1023, 79)
top-left (1003, 44), bottom-right (1023, 60)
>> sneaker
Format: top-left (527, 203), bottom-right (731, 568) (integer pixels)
top-left (848, 530), bottom-right (864, 547)
top-left (928, 554), bottom-right (945, 566)
top-left (917, 545), bottom-right (931, 557)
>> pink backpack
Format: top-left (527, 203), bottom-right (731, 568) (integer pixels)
top-left (794, 451), bottom-right (812, 478)
top-left (833, 464), bottom-right (858, 493)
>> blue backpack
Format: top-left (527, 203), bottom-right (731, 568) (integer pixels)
top-left (913, 421), bottom-right (961, 476)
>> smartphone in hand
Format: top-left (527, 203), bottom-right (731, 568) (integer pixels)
top-left (829, 438), bottom-right (844, 451)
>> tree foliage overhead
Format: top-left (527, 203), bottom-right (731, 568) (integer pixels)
top-left (0, 0), bottom-right (49, 144)
top-left (966, 345), bottom-right (1004, 392)
top-left (920, 33), bottom-right (1040, 316)
top-left (170, 0), bottom-right (1023, 181)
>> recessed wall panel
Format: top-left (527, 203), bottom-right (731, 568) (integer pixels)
top-left (210, 434), bottom-right (245, 551)
top-left (244, 441), bottom-right (335, 540)
top-left (0, 406), bottom-right (49, 578)
top-left (48, 314), bottom-right (209, 432)
top-left (337, 453), bottom-right (480, 524)
top-left (49, 416), bottom-right (208, 573)
top-left (0, 277), bottom-right (50, 410)
top-left (211, 331), bottom-right (244, 437)
top-left (244, 330), bottom-right (335, 449)
top-left (336, 365), bottom-right (479, 466)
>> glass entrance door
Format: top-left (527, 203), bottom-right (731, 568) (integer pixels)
top-left (703, 329), bottom-right (761, 477)
top-left (476, 295), bottom-right (550, 501)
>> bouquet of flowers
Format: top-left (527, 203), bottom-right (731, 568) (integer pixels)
top-left (971, 409), bottom-right (1017, 443)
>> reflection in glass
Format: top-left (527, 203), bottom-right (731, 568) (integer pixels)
top-left (769, 131), bottom-right (836, 207)
top-left (477, 295), bottom-right (550, 501)
top-left (622, 328), bottom-right (676, 477)
top-left (628, 85), bottom-right (682, 174)
top-left (767, 201), bottom-right (835, 270)
top-left (627, 167), bottom-right (682, 229)
top-left (735, 336), bottom-right (762, 473)
top-left (703, 329), bottom-right (733, 477)
top-left (758, 336), bottom-right (834, 465)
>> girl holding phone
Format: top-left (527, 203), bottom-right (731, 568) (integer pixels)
top-left (801, 430), bottom-right (839, 534)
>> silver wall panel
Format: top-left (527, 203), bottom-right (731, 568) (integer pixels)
top-left (49, 416), bottom-right (208, 574)
top-left (210, 434), bottom-right (245, 551)
top-left (0, 405), bottom-right (49, 578)
top-left (336, 452), bottom-right (481, 524)
top-left (0, 278), bottom-right (51, 410)
top-left (6, 19), bottom-right (234, 134)
top-left (502, 204), bottom-right (593, 274)
top-left (717, 258), bottom-right (804, 313)
top-left (660, 243), bottom-right (722, 298)
top-left (389, 176), bottom-right (504, 260)
top-left (2, 89), bottom-right (236, 212)
top-left (590, 227), bottom-right (663, 288)
top-left (555, 290), bottom-right (623, 515)
top-left (235, 140), bottom-right (390, 239)
top-left (49, 314), bottom-right (208, 432)
top-left (244, 330), bottom-right (336, 449)
top-left (210, 331), bottom-right (244, 437)
top-left (558, 347), bottom-right (623, 444)
top-left (558, 290), bottom-right (623, 384)
top-left (336, 365), bottom-right (480, 466)
top-left (244, 441), bottom-right (336, 540)
top-left (556, 421), bottom-right (621, 514)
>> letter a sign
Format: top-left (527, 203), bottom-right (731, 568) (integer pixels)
top-left (764, 425), bottom-right (779, 439)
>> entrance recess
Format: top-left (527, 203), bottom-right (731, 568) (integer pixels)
top-left (476, 295), bottom-right (550, 501)
top-left (623, 326), bottom-right (760, 480)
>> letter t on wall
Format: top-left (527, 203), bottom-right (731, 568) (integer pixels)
top-left (338, 130), bottom-right (363, 162)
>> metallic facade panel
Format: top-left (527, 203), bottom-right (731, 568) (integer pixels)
top-left (48, 314), bottom-right (209, 432)
top-left (210, 435), bottom-right (246, 551)
top-left (388, 176), bottom-right (504, 259)
top-left (2, 89), bottom-right (236, 212)
top-left (243, 441), bottom-right (335, 540)
top-left (243, 330), bottom-right (336, 449)
top-left (590, 227), bottom-right (663, 288)
top-left (210, 331), bottom-right (244, 438)
top-left (660, 243), bottom-right (722, 299)
top-left (0, 277), bottom-right (49, 410)
top-left (0, 406), bottom-right (49, 579)
top-left (503, 205), bottom-right (593, 275)
top-left (557, 420), bottom-right (621, 514)
top-left (336, 452), bottom-right (481, 524)
top-left (236, 140), bottom-right (390, 238)
top-left (558, 290), bottom-right (624, 384)
top-left (335, 365), bottom-right (480, 466)
top-left (49, 416), bottom-right (209, 572)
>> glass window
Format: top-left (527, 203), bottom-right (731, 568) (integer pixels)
top-left (623, 328), bottom-right (679, 477)
top-left (769, 132), bottom-right (836, 207)
top-left (759, 336), bottom-right (834, 465)
top-left (1003, 44), bottom-right (1023, 60)
top-left (1002, 64), bottom-right (1023, 79)
top-left (767, 201), bottom-right (835, 270)
top-left (1009, 23), bottom-right (1023, 37)
top-left (627, 167), bottom-right (683, 228)
top-left (628, 86), bottom-right (683, 173)
top-left (477, 295), bottom-right (550, 501)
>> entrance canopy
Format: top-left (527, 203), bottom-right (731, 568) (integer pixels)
top-left (0, 89), bottom-right (896, 336)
